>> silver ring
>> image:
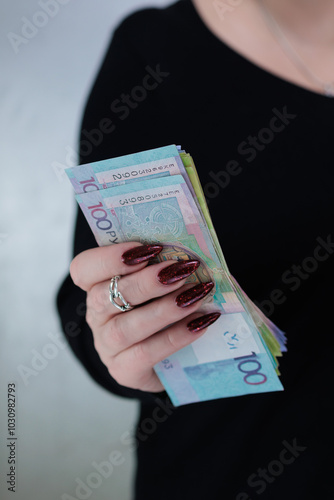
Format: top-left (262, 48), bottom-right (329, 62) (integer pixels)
top-left (109, 276), bottom-right (133, 312)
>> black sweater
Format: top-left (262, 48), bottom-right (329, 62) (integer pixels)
top-left (57, 1), bottom-right (334, 498)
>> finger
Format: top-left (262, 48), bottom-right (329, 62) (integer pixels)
top-left (95, 281), bottom-right (215, 356)
top-left (87, 259), bottom-right (204, 320)
top-left (109, 311), bottom-right (221, 390)
top-left (70, 242), bottom-right (163, 291)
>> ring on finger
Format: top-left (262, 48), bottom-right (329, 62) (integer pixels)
top-left (109, 275), bottom-right (134, 312)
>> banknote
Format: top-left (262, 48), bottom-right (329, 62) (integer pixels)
top-left (73, 174), bottom-right (284, 404)
top-left (66, 144), bottom-right (191, 194)
top-left (66, 144), bottom-right (213, 241)
top-left (155, 327), bottom-right (283, 406)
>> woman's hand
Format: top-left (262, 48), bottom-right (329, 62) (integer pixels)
top-left (70, 242), bottom-right (220, 393)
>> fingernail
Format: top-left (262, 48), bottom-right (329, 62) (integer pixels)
top-left (121, 244), bottom-right (163, 265)
top-left (157, 260), bottom-right (200, 285)
top-left (176, 282), bottom-right (214, 308)
top-left (187, 312), bottom-right (221, 333)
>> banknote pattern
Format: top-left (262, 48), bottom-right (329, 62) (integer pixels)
top-left (66, 145), bottom-right (287, 406)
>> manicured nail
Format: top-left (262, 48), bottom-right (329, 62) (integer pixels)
top-left (187, 312), bottom-right (221, 333)
top-left (157, 260), bottom-right (200, 285)
top-left (176, 282), bottom-right (214, 308)
top-left (121, 244), bottom-right (163, 265)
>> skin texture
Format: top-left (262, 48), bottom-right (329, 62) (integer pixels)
top-left (192, 0), bottom-right (334, 95)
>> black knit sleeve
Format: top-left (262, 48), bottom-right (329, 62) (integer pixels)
top-left (56, 14), bottom-right (168, 403)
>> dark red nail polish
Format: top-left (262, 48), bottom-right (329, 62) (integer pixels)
top-left (187, 312), bottom-right (221, 333)
top-left (157, 260), bottom-right (200, 285)
top-left (176, 282), bottom-right (214, 308)
top-left (121, 244), bottom-right (163, 265)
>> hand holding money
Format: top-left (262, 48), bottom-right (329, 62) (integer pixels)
top-left (70, 241), bottom-right (221, 393)
top-left (66, 145), bottom-right (287, 406)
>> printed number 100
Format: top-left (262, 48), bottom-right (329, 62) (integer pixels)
top-left (235, 352), bottom-right (267, 385)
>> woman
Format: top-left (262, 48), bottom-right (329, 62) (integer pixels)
top-left (57, 1), bottom-right (333, 498)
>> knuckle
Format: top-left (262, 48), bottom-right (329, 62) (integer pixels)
top-left (99, 254), bottom-right (111, 277)
top-left (69, 256), bottom-right (82, 287)
top-left (85, 294), bottom-right (97, 329)
top-left (105, 352), bottom-right (152, 391)
top-left (133, 275), bottom-right (148, 300)
top-left (132, 342), bottom-right (151, 365)
top-left (93, 334), bottom-right (117, 374)
top-left (104, 355), bottom-right (117, 375)
top-left (152, 298), bottom-right (175, 325)
top-left (108, 369), bottom-right (128, 388)
top-left (87, 286), bottom-right (107, 314)
top-left (85, 308), bottom-right (94, 329)
top-left (107, 358), bottom-right (133, 388)
top-left (99, 251), bottom-right (117, 280)
top-left (85, 292), bottom-right (94, 311)
top-left (165, 330), bottom-right (180, 351)
top-left (106, 315), bottom-right (126, 350)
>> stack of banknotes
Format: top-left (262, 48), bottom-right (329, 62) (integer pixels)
top-left (66, 145), bottom-right (287, 406)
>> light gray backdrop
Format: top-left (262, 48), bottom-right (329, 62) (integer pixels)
top-left (0, 1), bottom-right (169, 499)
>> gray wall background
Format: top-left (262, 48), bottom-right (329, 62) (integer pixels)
top-left (0, 1), bottom-right (169, 499)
